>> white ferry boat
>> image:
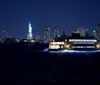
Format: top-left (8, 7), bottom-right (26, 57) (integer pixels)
top-left (49, 36), bottom-right (100, 52)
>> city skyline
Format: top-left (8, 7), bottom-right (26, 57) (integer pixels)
top-left (0, 0), bottom-right (100, 38)
top-left (0, 22), bottom-right (98, 39)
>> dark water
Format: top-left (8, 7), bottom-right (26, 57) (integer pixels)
top-left (0, 44), bottom-right (100, 84)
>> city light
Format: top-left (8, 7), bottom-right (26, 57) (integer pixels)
top-left (53, 39), bottom-right (55, 42)
top-left (50, 42), bottom-right (65, 45)
top-left (65, 45), bottom-right (70, 48)
top-left (69, 39), bottom-right (97, 42)
top-left (49, 49), bottom-right (100, 54)
top-left (96, 44), bottom-right (100, 48)
top-left (65, 39), bottom-right (67, 42)
top-left (49, 45), bottom-right (60, 49)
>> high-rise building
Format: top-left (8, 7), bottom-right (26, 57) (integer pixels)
top-left (27, 22), bottom-right (33, 40)
top-left (72, 32), bottom-right (80, 37)
top-left (76, 28), bottom-right (85, 37)
top-left (3, 30), bottom-right (8, 38)
top-left (85, 29), bottom-right (89, 37)
top-left (97, 24), bottom-right (100, 32)
top-left (35, 35), bottom-right (40, 42)
top-left (44, 26), bottom-right (50, 40)
top-left (54, 26), bottom-right (58, 38)
top-left (61, 31), bottom-right (67, 38)
top-left (93, 30), bottom-right (97, 37)
top-left (97, 24), bottom-right (100, 40)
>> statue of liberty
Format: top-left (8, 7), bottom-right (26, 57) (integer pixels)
top-left (27, 22), bottom-right (33, 40)
top-left (29, 22), bottom-right (32, 33)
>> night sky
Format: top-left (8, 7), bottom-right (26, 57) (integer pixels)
top-left (0, 0), bottom-right (100, 39)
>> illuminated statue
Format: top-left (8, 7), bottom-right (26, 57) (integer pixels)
top-left (27, 22), bottom-right (33, 40)
top-left (29, 22), bottom-right (32, 33)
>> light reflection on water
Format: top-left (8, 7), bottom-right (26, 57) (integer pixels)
top-left (43, 48), bottom-right (100, 54)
